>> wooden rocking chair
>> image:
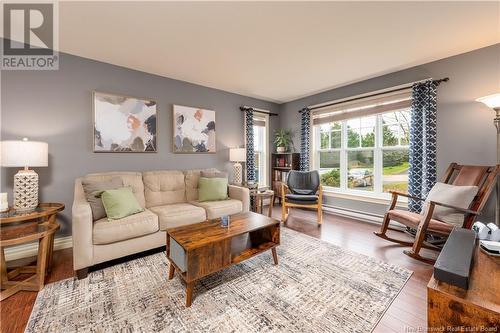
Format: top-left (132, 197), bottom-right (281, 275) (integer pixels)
top-left (374, 163), bottom-right (499, 264)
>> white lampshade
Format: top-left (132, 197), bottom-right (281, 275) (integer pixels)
top-left (1, 138), bottom-right (48, 167)
top-left (229, 148), bottom-right (246, 162)
top-left (476, 93), bottom-right (500, 109)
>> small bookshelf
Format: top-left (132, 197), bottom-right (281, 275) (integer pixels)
top-left (271, 153), bottom-right (300, 204)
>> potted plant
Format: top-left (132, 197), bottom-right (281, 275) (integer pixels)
top-left (274, 129), bottom-right (294, 153)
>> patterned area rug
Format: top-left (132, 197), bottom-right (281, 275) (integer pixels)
top-left (26, 228), bottom-right (412, 333)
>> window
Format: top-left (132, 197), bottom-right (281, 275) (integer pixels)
top-left (381, 111), bottom-right (410, 193)
top-left (253, 112), bottom-right (269, 187)
top-left (312, 90), bottom-right (411, 198)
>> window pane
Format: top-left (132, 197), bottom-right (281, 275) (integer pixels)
top-left (320, 131), bottom-right (329, 149)
top-left (382, 112), bottom-right (398, 125)
top-left (361, 116), bottom-right (376, 127)
top-left (383, 125), bottom-right (399, 146)
top-left (347, 125), bottom-right (360, 148)
top-left (330, 130), bottom-right (341, 148)
top-left (319, 151), bottom-right (340, 169)
top-left (400, 124), bottom-right (410, 145)
top-left (254, 152), bottom-right (260, 184)
top-left (319, 151), bottom-right (340, 187)
top-left (360, 127), bottom-right (375, 147)
top-left (347, 150), bottom-right (374, 191)
top-left (253, 126), bottom-right (264, 151)
top-left (331, 122), bottom-right (341, 131)
top-left (382, 149), bottom-right (409, 192)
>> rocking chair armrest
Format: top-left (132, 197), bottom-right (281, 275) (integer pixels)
top-left (388, 190), bottom-right (425, 202)
top-left (428, 200), bottom-right (481, 216)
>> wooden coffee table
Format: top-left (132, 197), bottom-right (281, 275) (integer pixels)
top-left (166, 211), bottom-right (280, 307)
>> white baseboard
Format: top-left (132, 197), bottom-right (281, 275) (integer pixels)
top-left (323, 205), bottom-right (406, 230)
top-left (4, 236), bottom-right (73, 261)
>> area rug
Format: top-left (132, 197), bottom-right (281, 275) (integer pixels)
top-left (26, 228), bottom-right (412, 333)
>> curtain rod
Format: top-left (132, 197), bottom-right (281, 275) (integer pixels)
top-left (240, 106), bottom-right (279, 116)
top-left (299, 77), bottom-right (449, 113)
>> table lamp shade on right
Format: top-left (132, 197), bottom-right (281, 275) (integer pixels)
top-left (1, 139), bottom-right (48, 212)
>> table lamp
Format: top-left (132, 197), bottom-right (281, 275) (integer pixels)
top-left (476, 93), bottom-right (500, 225)
top-left (229, 148), bottom-right (246, 185)
top-left (0, 138), bottom-right (48, 212)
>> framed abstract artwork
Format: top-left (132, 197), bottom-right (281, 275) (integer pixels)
top-left (173, 105), bottom-right (216, 153)
top-left (93, 91), bottom-right (157, 152)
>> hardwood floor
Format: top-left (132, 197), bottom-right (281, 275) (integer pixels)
top-left (1, 207), bottom-right (434, 333)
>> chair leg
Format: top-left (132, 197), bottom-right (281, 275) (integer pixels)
top-left (281, 203), bottom-right (287, 223)
top-left (403, 221), bottom-right (435, 264)
top-left (403, 203), bottom-right (437, 264)
top-left (317, 206), bottom-right (322, 225)
top-left (374, 213), bottom-right (391, 237)
top-left (75, 268), bottom-right (88, 280)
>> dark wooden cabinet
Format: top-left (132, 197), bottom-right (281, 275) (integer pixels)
top-left (271, 153), bottom-right (300, 204)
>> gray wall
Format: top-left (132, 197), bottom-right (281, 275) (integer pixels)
top-left (1, 51), bottom-right (279, 236)
top-left (279, 44), bottom-right (500, 221)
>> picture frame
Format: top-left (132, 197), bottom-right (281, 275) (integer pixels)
top-left (93, 91), bottom-right (157, 153)
top-left (172, 104), bottom-right (216, 153)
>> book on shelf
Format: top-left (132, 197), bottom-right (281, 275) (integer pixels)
top-left (274, 170), bottom-right (289, 182)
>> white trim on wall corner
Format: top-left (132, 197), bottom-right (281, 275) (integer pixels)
top-left (4, 236), bottom-right (73, 261)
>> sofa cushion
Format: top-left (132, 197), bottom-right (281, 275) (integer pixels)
top-left (184, 168), bottom-right (219, 201)
top-left (200, 170), bottom-right (228, 179)
top-left (101, 187), bottom-right (144, 220)
top-left (198, 177), bottom-right (228, 202)
top-left (93, 209), bottom-right (159, 245)
top-left (149, 203), bottom-right (206, 230)
top-left (81, 177), bottom-right (123, 221)
top-left (191, 199), bottom-right (242, 219)
top-left (423, 182), bottom-right (479, 226)
top-left (285, 193), bottom-right (318, 204)
top-left (84, 172), bottom-right (146, 208)
top-left (143, 170), bottom-right (186, 208)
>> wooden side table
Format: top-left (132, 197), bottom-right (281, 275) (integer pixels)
top-left (251, 190), bottom-right (275, 217)
top-left (0, 203), bottom-right (64, 301)
top-left (427, 246), bottom-right (500, 330)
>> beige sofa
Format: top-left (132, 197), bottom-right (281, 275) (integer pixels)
top-left (72, 169), bottom-right (249, 278)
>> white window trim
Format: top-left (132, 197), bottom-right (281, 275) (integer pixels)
top-left (313, 110), bottom-right (410, 201)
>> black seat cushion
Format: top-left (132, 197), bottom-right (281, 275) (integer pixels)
top-left (285, 193), bottom-right (318, 205)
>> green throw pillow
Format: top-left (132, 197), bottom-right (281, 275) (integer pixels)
top-left (198, 177), bottom-right (228, 202)
top-left (101, 187), bottom-right (144, 220)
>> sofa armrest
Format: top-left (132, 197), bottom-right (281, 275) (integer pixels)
top-left (72, 179), bottom-right (94, 271)
top-left (228, 185), bottom-right (250, 212)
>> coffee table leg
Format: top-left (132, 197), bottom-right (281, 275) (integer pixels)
top-left (186, 281), bottom-right (195, 307)
top-left (168, 263), bottom-right (175, 280)
top-left (271, 248), bottom-right (278, 265)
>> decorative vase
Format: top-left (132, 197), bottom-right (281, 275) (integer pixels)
top-left (277, 146), bottom-right (286, 153)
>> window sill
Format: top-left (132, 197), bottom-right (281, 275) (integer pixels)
top-left (322, 189), bottom-right (408, 208)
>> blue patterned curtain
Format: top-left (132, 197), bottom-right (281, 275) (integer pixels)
top-left (408, 80), bottom-right (438, 213)
top-left (300, 108), bottom-right (311, 171)
top-left (245, 108), bottom-right (255, 183)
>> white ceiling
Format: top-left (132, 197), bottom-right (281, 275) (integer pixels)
top-left (44, 2), bottom-right (500, 102)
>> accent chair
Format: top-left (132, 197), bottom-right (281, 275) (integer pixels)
top-left (281, 170), bottom-right (323, 225)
